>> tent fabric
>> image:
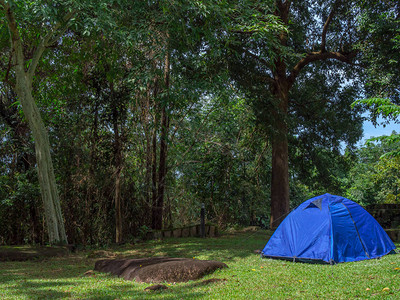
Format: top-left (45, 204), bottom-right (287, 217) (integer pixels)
top-left (262, 194), bottom-right (396, 264)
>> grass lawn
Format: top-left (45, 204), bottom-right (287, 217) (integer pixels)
top-left (0, 229), bottom-right (399, 299)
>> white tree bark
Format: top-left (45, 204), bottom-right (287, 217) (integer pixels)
top-left (1, 1), bottom-right (70, 243)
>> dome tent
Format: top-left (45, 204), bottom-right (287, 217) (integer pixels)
top-left (262, 194), bottom-right (396, 264)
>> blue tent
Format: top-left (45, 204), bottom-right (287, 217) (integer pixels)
top-left (262, 194), bottom-right (396, 264)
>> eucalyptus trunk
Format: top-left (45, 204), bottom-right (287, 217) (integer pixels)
top-left (2, 1), bottom-right (69, 244)
top-left (14, 64), bottom-right (67, 244)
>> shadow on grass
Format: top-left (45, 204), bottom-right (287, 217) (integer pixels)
top-left (0, 230), bottom-right (273, 299)
top-left (118, 230), bottom-right (272, 263)
top-left (4, 277), bottom-right (210, 300)
top-left (0, 258), bottom-right (91, 284)
top-left (7, 280), bottom-right (72, 299)
top-left (0, 245), bottom-right (69, 262)
top-left (0, 262), bottom-right (213, 299)
top-left (74, 284), bottom-right (209, 300)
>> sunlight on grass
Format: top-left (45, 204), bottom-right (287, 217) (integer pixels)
top-left (0, 230), bottom-right (399, 299)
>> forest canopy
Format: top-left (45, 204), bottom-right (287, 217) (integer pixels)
top-left (0, 0), bottom-right (399, 245)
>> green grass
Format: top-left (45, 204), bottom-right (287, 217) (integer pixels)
top-left (0, 230), bottom-right (399, 299)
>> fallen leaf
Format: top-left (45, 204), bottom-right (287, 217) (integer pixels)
top-left (382, 287), bottom-right (390, 292)
top-left (366, 288), bottom-right (371, 291)
top-left (251, 269), bottom-right (256, 271)
top-left (84, 270), bottom-right (95, 276)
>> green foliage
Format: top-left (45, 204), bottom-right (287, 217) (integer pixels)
top-left (353, 98), bottom-right (400, 121)
top-left (353, 97), bottom-right (400, 158)
top-left (1, 0), bottom-right (400, 245)
top-left (289, 67), bottom-right (363, 195)
top-left (346, 137), bottom-right (400, 205)
top-left (0, 169), bottom-right (41, 245)
top-left (356, 1), bottom-right (400, 102)
top-left (352, 1), bottom-right (400, 158)
top-left (170, 95), bottom-right (271, 228)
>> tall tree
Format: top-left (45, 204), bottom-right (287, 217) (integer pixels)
top-left (229, 0), bottom-right (369, 227)
top-left (0, 0), bottom-right (76, 243)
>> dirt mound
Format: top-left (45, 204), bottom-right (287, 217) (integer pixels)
top-left (94, 257), bottom-right (227, 283)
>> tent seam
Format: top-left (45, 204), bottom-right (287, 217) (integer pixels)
top-left (341, 202), bottom-right (370, 259)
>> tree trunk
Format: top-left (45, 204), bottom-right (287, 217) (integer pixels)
top-left (112, 89), bottom-right (123, 244)
top-left (154, 106), bottom-right (168, 230)
top-left (86, 98), bottom-right (100, 245)
top-left (3, 1), bottom-right (68, 244)
top-left (115, 167), bottom-right (122, 243)
top-left (270, 84), bottom-right (290, 229)
top-left (150, 50), bottom-right (160, 230)
top-left (151, 103), bottom-right (159, 229)
top-left (15, 77), bottom-right (67, 243)
top-left (144, 85), bottom-right (153, 222)
top-left (270, 127), bottom-right (290, 228)
top-left (153, 45), bottom-right (170, 230)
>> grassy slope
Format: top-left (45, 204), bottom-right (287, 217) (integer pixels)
top-left (0, 230), bottom-right (399, 299)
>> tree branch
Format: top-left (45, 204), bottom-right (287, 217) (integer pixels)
top-left (47, 10), bottom-right (76, 46)
top-left (287, 50), bottom-right (358, 89)
top-left (4, 49), bottom-right (13, 84)
top-left (2, 1), bottom-right (26, 73)
top-left (28, 10), bottom-right (76, 79)
top-left (321, 1), bottom-right (340, 52)
top-left (285, 1), bottom-right (356, 90)
top-left (2, 1), bottom-right (76, 80)
top-left (275, 0), bottom-right (291, 25)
